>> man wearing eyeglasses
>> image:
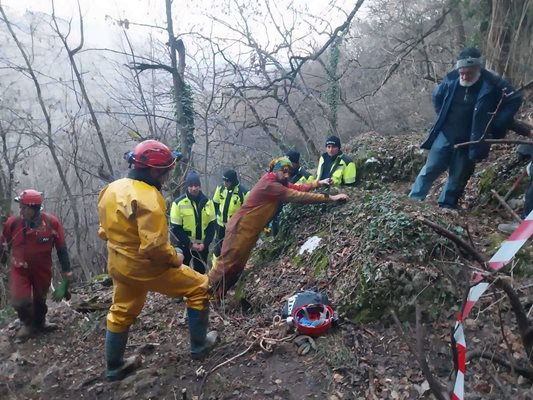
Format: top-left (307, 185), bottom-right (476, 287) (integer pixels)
top-left (208, 157), bottom-right (349, 299)
top-left (409, 47), bottom-right (522, 209)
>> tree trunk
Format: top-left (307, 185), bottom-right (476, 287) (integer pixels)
top-left (165, 0), bottom-right (188, 160)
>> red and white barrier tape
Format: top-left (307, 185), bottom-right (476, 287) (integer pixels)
top-left (451, 211), bottom-right (533, 400)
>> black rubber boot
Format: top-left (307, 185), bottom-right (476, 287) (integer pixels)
top-left (105, 330), bottom-right (141, 381)
top-left (187, 308), bottom-right (218, 360)
top-left (32, 296), bottom-right (57, 332)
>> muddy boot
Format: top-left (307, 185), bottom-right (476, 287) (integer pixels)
top-left (16, 324), bottom-right (34, 341)
top-left (34, 320), bottom-right (59, 333)
top-left (105, 330), bottom-right (141, 381)
top-left (187, 308), bottom-right (218, 360)
top-left (13, 299), bottom-right (34, 341)
top-left (32, 296), bottom-right (57, 333)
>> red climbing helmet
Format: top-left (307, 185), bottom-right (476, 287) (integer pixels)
top-left (292, 303), bottom-right (334, 337)
top-left (15, 189), bottom-right (43, 206)
top-left (128, 140), bottom-right (177, 170)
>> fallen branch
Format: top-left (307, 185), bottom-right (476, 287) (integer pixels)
top-left (390, 306), bottom-right (448, 400)
top-left (367, 367), bottom-right (378, 400)
top-left (495, 278), bottom-right (533, 364)
top-left (491, 189), bottom-right (523, 223)
top-left (417, 217), bottom-right (486, 266)
top-left (467, 349), bottom-right (533, 380)
top-left (511, 119), bottom-right (533, 137)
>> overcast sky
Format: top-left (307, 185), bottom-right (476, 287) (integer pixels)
top-left (1, 0), bottom-right (356, 50)
top-left (4, 0), bottom-right (165, 25)
top-left (2, 0), bottom-right (199, 48)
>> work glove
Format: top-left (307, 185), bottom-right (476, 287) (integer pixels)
top-left (52, 279), bottom-right (71, 302)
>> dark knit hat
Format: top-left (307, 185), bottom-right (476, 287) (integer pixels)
top-left (185, 171), bottom-right (201, 187)
top-left (286, 150), bottom-right (300, 164)
top-left (456, 47), bottom-right (482, 69)
top-left (325, 135), bottom-right (341, 148)
top-left (222, 169), bottom-right (238, 185)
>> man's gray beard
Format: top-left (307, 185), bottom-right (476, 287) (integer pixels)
top-left (459, 71), bottom-right (481, 87)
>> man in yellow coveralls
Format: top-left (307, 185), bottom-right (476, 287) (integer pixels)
top-left (97, 140), bottom-right (216, 381)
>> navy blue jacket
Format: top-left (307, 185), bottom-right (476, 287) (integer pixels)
top-left (421, 69), bottom-right (522, 160)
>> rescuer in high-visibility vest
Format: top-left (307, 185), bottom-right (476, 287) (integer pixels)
top-left (212, 169), bottom-right (249, 259)
top-left (316, 136), bottom-right (356, 186)
top-left (170, 171), bottom-right (216, 274)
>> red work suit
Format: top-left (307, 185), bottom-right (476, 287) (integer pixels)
top-left (1, 213), bottom-right (66, 324)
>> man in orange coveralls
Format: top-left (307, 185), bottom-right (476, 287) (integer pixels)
top-left (208, 156), bottom-right (349, 298)
top-left (98, 139), bottom-right (216, 381)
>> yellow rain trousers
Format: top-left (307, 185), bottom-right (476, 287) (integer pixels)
top-left (98, 178), bottom-right (209, 333)
top-left (208, 173), bottom-right (336, 297)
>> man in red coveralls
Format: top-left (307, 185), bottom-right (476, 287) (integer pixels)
top-left (0, 189), bottom-right (72, 340)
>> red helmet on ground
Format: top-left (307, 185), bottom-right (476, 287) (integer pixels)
top-left (292, 303), bottom-right (334, 337)
top-left (129, 140), bottom-right (177, 170)
top-left (15, 189), bottom-right (43, 206)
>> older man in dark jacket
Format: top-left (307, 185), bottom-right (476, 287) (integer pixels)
top-left (409, 47), bottom-right (522, 208)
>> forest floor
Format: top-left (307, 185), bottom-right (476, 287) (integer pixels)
top-left (2, 130), bottom-right (533, 400)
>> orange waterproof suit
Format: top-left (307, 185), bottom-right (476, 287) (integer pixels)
top-left (208, 172), bottom-right (336, 296)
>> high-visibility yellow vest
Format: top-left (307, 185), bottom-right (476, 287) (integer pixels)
top-left (170, 193), bottom-right (215, 240)
top-left (316, 153), bottom-right (356, 186)
top-left (212, 184), bottom-right (249, 227)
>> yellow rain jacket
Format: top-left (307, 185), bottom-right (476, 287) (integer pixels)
top-left (208, 173), bottom-right (338, 297)
top-left (316, 153), bottom-right (356, 186)
top-left (98, 177), bottom-right (209, 333)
